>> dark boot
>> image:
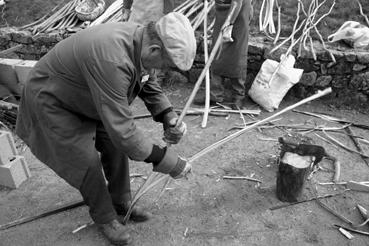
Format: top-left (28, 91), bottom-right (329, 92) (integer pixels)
top-left (114, 201), bottom-right (152, 222)
top-left (194, 74), bottom-right (225, 106)
top-left (97, 219), bottom-right (132, 245)
top-left (231, 96), bottom-right (244, 110)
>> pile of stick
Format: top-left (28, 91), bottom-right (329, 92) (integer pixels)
top-left (21, 0), bottom-right (82, 35)
top-left (89, 0), bottom-right (215, 30)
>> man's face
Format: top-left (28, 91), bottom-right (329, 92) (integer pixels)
top-left (141, 44), bottom-right (176, 71)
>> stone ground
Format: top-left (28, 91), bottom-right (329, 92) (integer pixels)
top-left (0, 81), bottom-right (369, 246)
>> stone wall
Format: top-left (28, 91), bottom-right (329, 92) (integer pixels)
top-left (1, 27), bottom-right (369, 108)
top-left (193, 35), bottom-right (369, 108)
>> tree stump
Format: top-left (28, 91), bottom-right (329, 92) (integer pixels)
top-left (276, 152), bottom-right (313, 202)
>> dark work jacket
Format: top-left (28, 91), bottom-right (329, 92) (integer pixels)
top-left (211, 0), bottom-right (252, 79)
top-left (16, 23), bottom-right (171, 188)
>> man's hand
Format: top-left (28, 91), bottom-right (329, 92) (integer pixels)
top-left (121, 8), bottom-right (131, 22)
top-left (163, 112), bottom-right (187, 144)
top-left (222, 24), bottom-right (234, 43)
top-left (151, 147), bottom-right (192, 179)
top-left (171, 157), bottom-right (192, 179)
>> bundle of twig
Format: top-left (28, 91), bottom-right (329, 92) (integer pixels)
top-left (270, 0), bottom-right (336, 62)
top-left (22, 0), bottom-right (82, 35)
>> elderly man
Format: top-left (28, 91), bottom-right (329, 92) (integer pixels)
top-left (16, 13), bottom-right (196, 245)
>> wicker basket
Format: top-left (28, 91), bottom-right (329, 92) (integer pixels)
top-left (75, 0), bottom-right (105, 22)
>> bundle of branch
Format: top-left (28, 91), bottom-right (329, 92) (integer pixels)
top-left (175, 0), bottom-right (215, 31)
top-left (270, 0), bottom-right (336, 62)
top-left (22, 0), bottom-right (82, 35)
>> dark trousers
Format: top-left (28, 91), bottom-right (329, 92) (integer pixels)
top-left (210, 73), bottom-right (246, 102)
top-left (79, 123), bottom-right (131, 224)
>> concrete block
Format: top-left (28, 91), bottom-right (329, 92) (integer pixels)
top-left (0, 155), bottom-right (31, 189)
top-left (0, 130), bottom-right (18, 165)
top-left (14, 60), bottom-right (37, 85)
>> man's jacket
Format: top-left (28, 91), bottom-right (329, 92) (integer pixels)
top-left (16, 22), bottom-right (171, 187)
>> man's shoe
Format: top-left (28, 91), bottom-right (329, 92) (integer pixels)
top-left (97, 219), bottom-right (132, 246)
top-left (114, 201), bottom-right (152, 222)
top-left (193, 95), bottom-right (222, 106)
top-left (231, 97), bottom-right (244, 110)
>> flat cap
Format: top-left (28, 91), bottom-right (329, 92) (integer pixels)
top-left (156, 12), bottom-right (197, 71)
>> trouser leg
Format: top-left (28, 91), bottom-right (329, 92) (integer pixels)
top-left (210, 72), bottom-right (225, 102)
top-left (230, 77), bottom-right (246, 99)
top-left (95, 123), bottom-right (131, 205)
top-left (79, 160), bottom-right (117, 224)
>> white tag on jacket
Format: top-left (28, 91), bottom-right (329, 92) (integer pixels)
top-left (141, 74), bottom-right (150, 83)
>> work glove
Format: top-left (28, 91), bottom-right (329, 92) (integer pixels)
top-left (163, 111), bottom-right (187, 144)
top-left (121, 8), bottom-right (131, 22)
top-left (222, 24), bottom-right (234, 43)
top-left (152, 147), bottom-right (192, 179)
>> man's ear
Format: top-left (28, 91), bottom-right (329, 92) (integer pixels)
top-left (148, 44), bottom-right (162, 56)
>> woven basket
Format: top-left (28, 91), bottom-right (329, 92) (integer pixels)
top-left (75, 0), bottom-right (105, 22)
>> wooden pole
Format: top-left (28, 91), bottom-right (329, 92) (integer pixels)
top-left (201, 0), bottom-right (210, 128)
top-left (176, 4), bottom-right (237, 127)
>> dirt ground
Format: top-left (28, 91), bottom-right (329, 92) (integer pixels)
top-left (0, 81), bottom-right (369, 246)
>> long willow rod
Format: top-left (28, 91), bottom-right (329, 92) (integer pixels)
top-left (188, 87), bottom-right (332, 162)
top-left (176, 3), bottom-right (237, 126)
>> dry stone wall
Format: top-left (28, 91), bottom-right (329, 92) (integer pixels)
top-left (1, 28), bottom-right (368, 108)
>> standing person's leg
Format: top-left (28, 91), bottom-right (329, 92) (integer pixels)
top-left (95, 123), bottom-right (151, 222)
top-left (79, 152), bottom-right (132, 245)
top-left (230, 76), bottom-right (246, 109)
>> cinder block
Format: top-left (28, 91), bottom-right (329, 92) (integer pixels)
top-left (0, 155), bottom-right (31, 189)
top-left (0, 130), bottom-right (18, 165)
top-left (14, 60), bottom-right (37, 85)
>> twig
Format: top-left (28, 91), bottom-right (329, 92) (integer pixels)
top-left (269, 192), bottom-right (344, 210)
top-left (321, 130), bottom-right (369, 159)
top-left (317, 199), bottom-right (369, 228)
top-left (333, 224), bottom-right (369, 237)
top-left (72, 221), bottom-right (94, 234)
top-left (356, 0), bottom-right (369, 27)
top-left (345, 126), bottom-right (369, 166)
top-left (223, 176), bottom-right (262, 183)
